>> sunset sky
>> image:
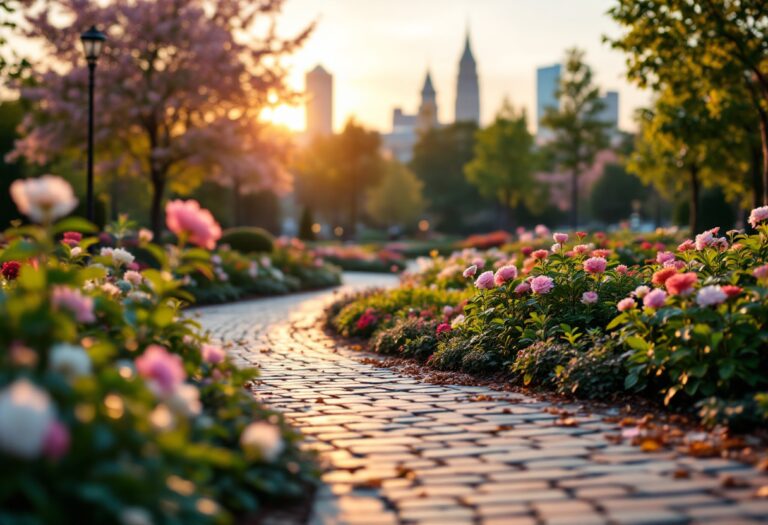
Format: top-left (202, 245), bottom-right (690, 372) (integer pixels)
top-left (271, 0), bottom-right (650, 133)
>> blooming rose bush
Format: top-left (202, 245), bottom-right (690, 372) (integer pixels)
top-left (0, 177), bottom-right (315, 523)
top-left (329, 220), bottom-right (768, 428)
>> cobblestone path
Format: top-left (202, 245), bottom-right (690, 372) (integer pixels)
top-left (196, 273), bottom-right (768, 525)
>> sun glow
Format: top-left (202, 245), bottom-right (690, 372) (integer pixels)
top-left (261, 104), bottom-right (305, 132)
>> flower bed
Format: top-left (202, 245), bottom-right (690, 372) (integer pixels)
top-left (0, 176), bottom-right (317, 523)
top-left (328, 214), bottom-right (768, 429)
top-left (311, 244), bottom-right (405, 273)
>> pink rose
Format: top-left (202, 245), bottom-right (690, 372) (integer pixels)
top-left (677, 239), bottom-right (695, 252)
top-left (617, 297), bottom-right (636, 312)
top-left (165, 200), bottom-right (222, 250)
top-left (530, 275), bottom-right (554, 294)
top-left (553, 232), bottom-right (568, 244)
top-left (493, 265), bottom-right (518, 286)
top-left (581, 291), bottom-right (598, 305)
top-left (201, 344), bottom-right (225, 365)
top-left (514, 281), bottom-right (531, 294)
top-left (749, 206), bottom-right (768, 228)
top-left (583, 257), bottom-right (607, 274)
top-left (754, 264), bottom-right (768, 281)
top-left (616, 264), bottom-right (628, 275)
top-left (135, 345), bottom-right (186, 395)
top-left (643, 289), bottom-right (667, 309)
top-left (43, 420), bottom-right (70, 460)
top-left (656, 251), bottom-right (675, 264)
top-left (474, 271), bottom-right (495, 289)
top-left (51, 286), bottom-right (95, 323)
top-left (463, 265), bottom-right (477, 278)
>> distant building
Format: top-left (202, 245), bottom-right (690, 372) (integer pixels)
top-left (598, 90), bottom-right (619, 130)
top-left (455, 31), bottom-right (480, 124)
top-left (536, 63), bottom-right (561, 142)
top-left (417, 70), bottom-right (439, 132)
top-left (305, 65), bottom-right (333, 137)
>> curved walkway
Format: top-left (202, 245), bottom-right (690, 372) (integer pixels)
top-left (196, 273), bottom-right (768, 525)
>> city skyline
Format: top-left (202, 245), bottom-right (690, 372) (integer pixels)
top-left (269, 0), bottom-right (650, 133)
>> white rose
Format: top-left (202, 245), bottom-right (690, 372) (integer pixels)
top-left (10, 175), bottom-right (78, 223)
top-left (0, 379), bottom-right (54, 459)
top-left (49, 343), bottom-right (91, 379)
top-left (167, 384), bottom-right (202, 417)
top-left (111, 248), bottom-right (135, 266)
top-left (240, 421), bottom-right (284, 462)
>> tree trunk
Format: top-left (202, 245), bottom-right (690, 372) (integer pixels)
top-left (149, 167), bottom-right (165, 241)
top-left (750, 141), bottom-right (764, 212)
top-left (570, 169), bottom-right (579, 229)
top-left (757, 107), bottom-right (768, 205)
top-left (232, 180), bottom-right (241, 227)
top-left (110, 176), bottom-right (120, 221)
top-left (689, 164), bottom-right (700, 234)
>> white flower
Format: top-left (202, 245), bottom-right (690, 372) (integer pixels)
top-left (167, 384), bottom-right (202, 417)
top-left (696, 285), bottom-right (727, 307)
top-left (450, 314), bottom-right (465, 328)
top-left (240, 421), bottom-right (284, 462)
top-left (70, 247), bottom-right (82, 257)
top-left (49, 343), bottom-right (91, 379)
top-left (121, 507), bottom-right (153, 525)
top-left (10, 175), bottom-right (78, 223)
top-left (100, 247), bottom-right (114, 258)
top-left (111, 248), bottom-right (135, 267)
top-left (0, 379), bottom-right (54, 458)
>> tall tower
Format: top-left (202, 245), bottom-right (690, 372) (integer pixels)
top-left (536, 63), bottom-right (561, 141)
top-left (305, 65), bottom-right (333, 136)
top-left (417, 70), bottom-right (438, 132)
top-left (454, 29), bottom-right (480, 124)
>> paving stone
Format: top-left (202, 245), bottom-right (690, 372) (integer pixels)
top-left (196, 273), bottom-right (768, 525)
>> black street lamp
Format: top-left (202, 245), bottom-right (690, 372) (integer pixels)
top-left (80, 25), bottom-right (106, 223)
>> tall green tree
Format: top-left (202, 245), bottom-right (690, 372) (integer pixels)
top-left (608, 0), bottom-right (768, 206)
top-left (540, 48), bottom-right (609, 228)
top-left (294, 119), bottom-right (383, 237)
top-left (464, 101), bottom-right (539, 228)
top-left (409, 122), bottom-right (486, 233)
top-left (366, 161), bottom-right (425, 229)
top-left (628, 88), bottom-right (744, 232)
top-left (590, 163), bottom-right (648, 225)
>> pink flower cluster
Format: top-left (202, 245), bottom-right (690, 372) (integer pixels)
top-left (748, 205), bottom-right (768, 228)
top-left (530, 275), bottom-right (554, 295)
top-left (493, 265), bottom-right (518, 286)
top-left (135, 345), bottom-right (186, 396)
top-left (583, 257), bottom-right (607, 274)
top-left (51, 286), bottom-right (95, 323)
top-left (165, 200), bottom-right (222, 250)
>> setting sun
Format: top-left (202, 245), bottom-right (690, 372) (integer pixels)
top-left (261, 103), bottom-right (305, 132)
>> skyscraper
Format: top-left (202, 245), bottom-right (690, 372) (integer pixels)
top-left (417, 70), bottom-right (438, 132)
top-left (599, 90), bottom-right (620, 130)
top-left (305, 65), bottom-right (333, 136)
top-left (455, 30), bottom-right (480, 124)
top-left (536, 63), bottom-right (561, 141)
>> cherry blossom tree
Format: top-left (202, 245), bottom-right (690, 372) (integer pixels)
top-left (8, 0), bottom-right (309, 236)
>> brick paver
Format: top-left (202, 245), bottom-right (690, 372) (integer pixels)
top-left (195, 273), bottom-right (768, 525)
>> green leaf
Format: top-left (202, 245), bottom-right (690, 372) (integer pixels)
top-left (625, 335), bottom-right (649, 351)
top-left (606, 314), bottom-right (627, 331)
top-left (53, 216), bottom-right (98, 234)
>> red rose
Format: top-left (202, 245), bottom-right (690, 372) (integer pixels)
top-left (665, 272), bottom-right (698, 296)
top-left (1, 261), bottom-right (21, 281)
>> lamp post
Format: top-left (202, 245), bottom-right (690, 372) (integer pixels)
top-left (80, 25), bottom-right (106, 223)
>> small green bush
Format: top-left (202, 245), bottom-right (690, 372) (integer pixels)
top-left (220, 227), bottom-right (275, 253)
top-left (557, 342), bottom-right (627, 399)
top-left (372, 318), bottom-right (438, 361)
top-left (512, 341), bottom-right (577, 388)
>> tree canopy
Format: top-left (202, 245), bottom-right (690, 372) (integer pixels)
top-left (464, 101), bottom-right (540, 228)
top-left (366, 161), bottom-right (425, 229)
top-left (8, 0), bottom-right (311, 235)
top-left (540, 48), bottom-right (609, 228)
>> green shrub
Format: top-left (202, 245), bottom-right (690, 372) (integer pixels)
top-left (220, 227), bottom-right (275, 253)
top-left (557, 342), bottom-right (627, 399)
top-left (372, 318), bottom-right (438, 361)
top-left (511, 341), bottom-right (577, 388)
top-left (430, 332), bottom-right (503, 374)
